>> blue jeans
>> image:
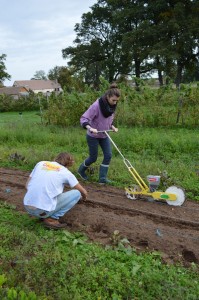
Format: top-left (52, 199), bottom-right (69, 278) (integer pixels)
top-left (24, 190), bottom-right (81, 220)
top-left (85, 134), bottom-right (112, 166)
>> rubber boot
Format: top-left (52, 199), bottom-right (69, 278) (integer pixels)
top-left (99, 164), bottom-right (111, 184)
top-left (78, 162), bottom-right (89, 180)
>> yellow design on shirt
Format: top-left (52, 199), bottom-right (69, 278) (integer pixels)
top-left (42, 162), bottom-right (61, 172)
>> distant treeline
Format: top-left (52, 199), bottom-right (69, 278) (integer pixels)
top-left (62, 0), bottom-right (199, 88)
top-left (1, 79), bottom-right (198, 127)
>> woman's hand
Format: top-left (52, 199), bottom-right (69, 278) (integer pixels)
top-left (111, 125), bottom-right (118, 132)
top-left (89, 127), bottom-right (98, 134)
top-left (86, 125), bottom-right (98, 134)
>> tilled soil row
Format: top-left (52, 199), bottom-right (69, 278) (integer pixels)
top-left (0, 167), bottom-right (199, 267)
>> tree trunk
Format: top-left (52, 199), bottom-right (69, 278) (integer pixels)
top-left (158, 69), bottom-right (163, 86)
top-left (135, 59), bottom-right (141, 79)
top-left (156, 56), bottom-right (163, 86)
top-left (134, 58), bottom-right (141, 89)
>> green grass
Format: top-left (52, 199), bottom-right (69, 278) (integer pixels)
top-left (0, 111), bottom-right (199, 299)
top-left (0, 111), bottom-right (42, 124)
top-left (0, 202), bottom-right (199, 300)
top-left (0, 111), bottom-right (198, 200)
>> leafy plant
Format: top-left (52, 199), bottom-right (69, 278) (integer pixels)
top-left (0, 205), bottom-right (199, 299)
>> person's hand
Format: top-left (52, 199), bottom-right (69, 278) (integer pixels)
top-left (81, 186), bottom-right (88, 201)
top-left (111, 126), bottom-right (118, 132)
top-left (89, 127), bottom-right (98, 134)
top-left (74, 183), bottom-right (88, 201)
top-left (81, 190), bottom-right (88, 201)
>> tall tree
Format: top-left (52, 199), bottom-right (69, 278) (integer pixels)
top-left (62, 1), bottom-right (132, 87)
top-left (62, 0), bottom-right (199, 87)
top-left (147, 0), bottom-right (199, 86)
top-left (107, 0), bottom-right (155, 79)
top-left (146, 0), bottom-right (174, 85)
top-left (166, 0), bottom-right (199, 87)
top-left (63, 0), bottom-right (160, 85)
top-left (0, 54), bottom-right (11, 86)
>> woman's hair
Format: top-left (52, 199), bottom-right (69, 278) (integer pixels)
top-left (105, 83), bottom-right (121, 98)
top-left (54, 152), bottom-right (74, 167)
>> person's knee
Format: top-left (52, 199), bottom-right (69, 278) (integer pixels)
top-left (107, 154), bottom-right (112, 162)
top-left (73, 189), bottom-right (81, 201)
top-left (86, 156), bottom-right (97, 165)
top-left (103, 154), bottom-right (112, 165)
top-left (91, 157), bottom-right (97, 163)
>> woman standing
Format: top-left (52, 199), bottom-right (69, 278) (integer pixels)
top-left (78, 83), bottom-right (121, 184)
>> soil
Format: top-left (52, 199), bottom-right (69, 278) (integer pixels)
top-left (0, 167), bottom-right (199, 267)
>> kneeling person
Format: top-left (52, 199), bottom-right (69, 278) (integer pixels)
top-left (23, 152), bottom-right (87, 229)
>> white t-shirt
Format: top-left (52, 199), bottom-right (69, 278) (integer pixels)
top-left (23, 161), bottom-right (78, 211)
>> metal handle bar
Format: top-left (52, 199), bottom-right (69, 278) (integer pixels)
top-left (103, 131), bottom-right (125, 160)
top-left (97, 130), bottom-right (114, 133)
top-left (103, 130), bottom-right (149, 190)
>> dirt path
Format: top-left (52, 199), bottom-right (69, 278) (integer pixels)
top-left (0, 167), bottom-right (199, 267)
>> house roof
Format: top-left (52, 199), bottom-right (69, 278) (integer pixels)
top-left (0, 86), bottom-right (29, 95)
top-left (13, 80), bottom-right (61, 90)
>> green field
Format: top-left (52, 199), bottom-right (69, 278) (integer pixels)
top-left (0, 111), bottom-right (198, 200)
top-left (1, 203), bottom-right (199, 300)
top-left (0, 111), bottom-right (199, 299)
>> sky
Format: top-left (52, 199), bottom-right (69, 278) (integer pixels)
top-left (0, 0), bottom-right (96, 86)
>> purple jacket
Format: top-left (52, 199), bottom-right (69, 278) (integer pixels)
top-left (80, 99), bottom-right (114, 138)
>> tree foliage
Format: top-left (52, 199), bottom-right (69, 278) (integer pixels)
top-left (62, 0), bottom-right (199, 87)
top-left (31, 70), bottom-right (47, 80)
top-left (147, 0), bottom-right (199, 87)
top-left (48, 65), bottom-right (86, 92)
top-left (63, 2), bottom-right (124, 88)
top-left (0, 54), bottom-right (11, 86)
